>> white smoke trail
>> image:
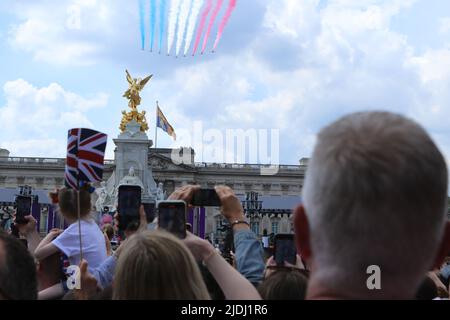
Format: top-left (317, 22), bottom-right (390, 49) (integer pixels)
top-left (175, 0), bottom-right (193, 56)
top-left (183, 0), bottom-right (204, 56)
top-left (167, 0), bottom-right (181, 55)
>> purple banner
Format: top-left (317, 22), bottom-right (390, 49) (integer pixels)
top-left (187, 207), bottom-right (206, 239)
top-left (31, 201), bottom-right (40, 230)
top-left (198, 207), bottom-right (205, 239)
top-left (47, 206), bottom-right (54, 232)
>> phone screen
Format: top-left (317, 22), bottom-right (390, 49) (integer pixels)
top-left (275, 235), bottom-right (297, 266)
top-left (158, 202), bottom-right (186, 239)
top-left (143, 202), bottom-right (156, 223)
top-left (15, 196), bottom-right (31, 224)
top-left (118, 185), bottom-right (141, 232)
top-left (191, 189), bottom-right (221, 207)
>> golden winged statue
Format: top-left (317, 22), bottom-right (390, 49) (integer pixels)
top-left (120, 70), bottom-right (152, 132)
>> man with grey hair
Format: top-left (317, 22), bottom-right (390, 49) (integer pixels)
top-left (294, 111), bottom-right (450, 299)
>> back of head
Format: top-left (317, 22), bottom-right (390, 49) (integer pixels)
top-left (0, 231), bottom-right (37, 299)
top-left (258, 269), bottom-right (308, 300)
top-left (52, 187), bottom-right (91, 221)
top-left (302, 111), bottom-right (448, 297)
top-left (102, 224), bottom-right (114, 241)
top-left (113, 230), bottom-right (210, 300)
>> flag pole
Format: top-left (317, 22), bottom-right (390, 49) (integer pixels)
top-left (77, 183), bottom-right (83, 262)
top-left (155, 101), bottom-right (158, 148)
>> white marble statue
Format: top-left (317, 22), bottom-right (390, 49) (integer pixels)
top-left (116, 166), bottom-right (145, 197)
top-left (95, 181), bottom-right (109, 212)
top-left (119, 166), bottom-right (144, 187)
top-left (156, 182), bottom-right (166, 200)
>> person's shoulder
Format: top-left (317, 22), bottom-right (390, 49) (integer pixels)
top-left (81, 218), bottom-right (99, 227)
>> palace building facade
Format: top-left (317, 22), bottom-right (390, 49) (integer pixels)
top-left (0, 147), bottom-right (306, 240)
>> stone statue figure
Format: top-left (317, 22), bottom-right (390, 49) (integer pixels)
top-left (156, 182), bottom-right (166, 200)
top-left (116, 166), bottom-right (145, 196)
top-left (95, 181), bottom-right (109, 212)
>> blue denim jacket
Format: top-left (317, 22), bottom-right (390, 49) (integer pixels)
top-left (92, 255), bottom-right (116, 289)
top-left (233, 229), bottom-right (265, 286)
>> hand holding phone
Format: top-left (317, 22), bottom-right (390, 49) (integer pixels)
top-left (157, 200), bottom-right (187, 239)
top-left (274, 234), bottom-right (297, 266)
top-left (117, 185), bottom-right (141, 232)
top-left (191, 189), bottom-right (221, 207)
top-left (15, 196), bottom-right (32, 224)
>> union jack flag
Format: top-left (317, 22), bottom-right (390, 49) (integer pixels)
top-left (65, 128), bottom-right (107, 190)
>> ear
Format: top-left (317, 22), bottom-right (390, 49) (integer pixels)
top-left (293, 204), bottom-right (312, 261)
top-left (432, 221), bottom-right (450, 269)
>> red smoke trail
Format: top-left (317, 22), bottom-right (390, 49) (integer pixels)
top-left (212, 0), bottom-right (236, 51)
top-left (201, 0), bottom-right (224, 54)
top-left (192, 0), bottom-right (212, 56)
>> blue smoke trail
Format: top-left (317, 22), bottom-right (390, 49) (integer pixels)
top-left (150, 0), bottom-right (156, 51)
top-left (159, 0), bottom-right (166, 53)
top-left (139, 0), bottom-right (146, 50)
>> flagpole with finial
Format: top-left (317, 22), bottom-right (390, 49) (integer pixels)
top-left (155, 101), bottom-right (159, 148)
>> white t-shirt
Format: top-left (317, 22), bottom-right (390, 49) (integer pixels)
top-left (262, 236), bottom-right (269, 248)
top-left (52, 219), bottom-right (107, 270)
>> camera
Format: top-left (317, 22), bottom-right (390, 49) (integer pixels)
top-left (14, 185), bottom-right (33, 225)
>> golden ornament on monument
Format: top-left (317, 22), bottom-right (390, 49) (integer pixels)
top-left (120, 69), bottom-right (152, 132)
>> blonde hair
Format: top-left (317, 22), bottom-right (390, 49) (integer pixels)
top-left (113, 230), bottom-right (210, 300)
top-left (102, 224), bottom-right (114, 241)
top-left (49, 187), bottom-right (91, 221)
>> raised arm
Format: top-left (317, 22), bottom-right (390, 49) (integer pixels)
top-left (215, 186), bottom-right (265, 286)
top-left (183, 231), bottom-right (261, 300)
top-left (15, 215), bottom-right (41, 255)
top-left (34, 229), bottom-right (62, 261)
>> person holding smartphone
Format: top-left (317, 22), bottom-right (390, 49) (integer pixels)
top-left (168, 184), bottom-right (265, 287)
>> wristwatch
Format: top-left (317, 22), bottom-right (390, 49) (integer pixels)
top-left (230, 220), bottom-right (249, 228)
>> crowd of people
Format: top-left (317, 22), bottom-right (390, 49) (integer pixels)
top-left (1, 111), bottom-right (450, 300)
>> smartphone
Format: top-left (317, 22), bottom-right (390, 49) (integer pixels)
top-left (274, 234), bottom-right (297, 266)
top-left (157, 200), bottom-right (187, 239)
top-left (15, 195), bottom-right (32, 224)
top-left (143, 202), bottom-right (156, 223)
top-left (191, 189), bottom-right (221, 207)
top-left (117, 185), bottom-right (141, 232)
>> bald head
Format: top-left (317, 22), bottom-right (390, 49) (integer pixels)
top-left (301, 111), bottom-right (448, 297)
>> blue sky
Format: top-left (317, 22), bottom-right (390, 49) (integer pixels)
top-left (1, 0), bottom-right (450, 167)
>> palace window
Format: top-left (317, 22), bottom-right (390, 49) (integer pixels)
top-left (251, 222), bottom-right (260, 236)
top-left (271, 221), bottom-right (278, 235)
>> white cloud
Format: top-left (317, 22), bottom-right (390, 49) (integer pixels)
top-left (0, 79), bottom-right (108, 157)
top-left (410, 49), bottom-right (450, 83)
top-left (440, 17), bottom-right (450, 34)
top-left (7, 0), bottom-right (122, 66)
